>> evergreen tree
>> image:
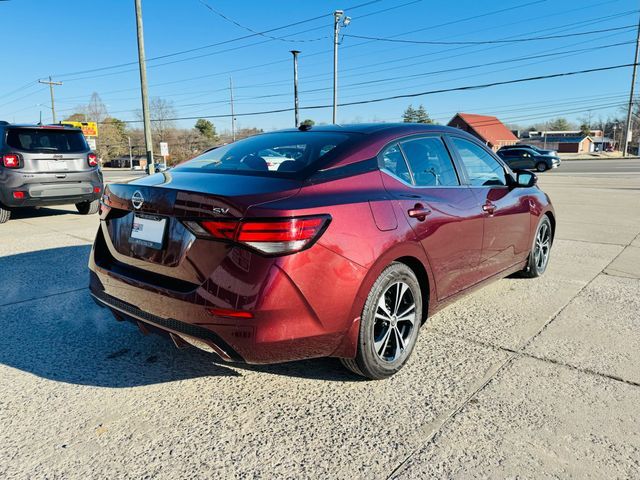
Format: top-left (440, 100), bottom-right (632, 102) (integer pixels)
top-left (195, 119), bottom-right (217, 141)
top-left (414, 104), bottom-right (433, 124)
top-left (402, 105), bottom-right (417, 123)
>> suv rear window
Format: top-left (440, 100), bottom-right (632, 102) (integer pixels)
top-left (5, 128), bottom-right (88, 153)
top-left (174, 132), bottom-right (352, 177)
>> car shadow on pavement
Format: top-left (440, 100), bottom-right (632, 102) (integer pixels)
top-left (0, 245), bottom-right (359, 387)
top-left (9, 206), bottom-right (76, 219)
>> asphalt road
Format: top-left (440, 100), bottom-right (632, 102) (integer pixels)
top-left (551, 158), bottom-right (640, 175)
top-left (1, 161), bottom-right (639, 478)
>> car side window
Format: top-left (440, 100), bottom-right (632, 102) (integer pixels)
top-left (450, 137), bottom-right (507, 187)
top-left (400, 137), bottom-right (459, 186)
top-left (381, 143), bottom-right (412, 184)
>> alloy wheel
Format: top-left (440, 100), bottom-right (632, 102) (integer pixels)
top-left (533, 222), bottom-right (551, 272)
top-left (373, 281), bottom-right (416, 362)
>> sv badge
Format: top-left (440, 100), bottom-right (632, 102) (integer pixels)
top-left (212, 207), bottom-right (230, 215)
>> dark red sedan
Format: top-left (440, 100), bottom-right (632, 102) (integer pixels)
top-left (89, 124), bottom-right (554, 379)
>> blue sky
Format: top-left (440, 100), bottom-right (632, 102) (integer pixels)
top-left (0, 0), bottom-right (637, 132)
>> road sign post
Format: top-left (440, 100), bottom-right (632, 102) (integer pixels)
top-left (159, 142), bottom-right (169, 164)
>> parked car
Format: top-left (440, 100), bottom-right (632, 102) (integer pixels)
top-left (498, 144), bottom-right (557, 156)
top-left (497, 147), bottom-right (561, 172)
top-left (89, 124), bottom-right (555, 379)
top-left (145, 162), bottom-right (169, 174)
top-left (0, 122), bottom-right (103, 223)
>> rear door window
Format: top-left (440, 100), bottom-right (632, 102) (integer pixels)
top-left (6, 128), bottom-right (88, 153)
top-left (400, 137), bottom-right (459, 186)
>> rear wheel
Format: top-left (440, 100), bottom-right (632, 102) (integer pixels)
top-left (521, 215), bottom-right (553, 278)
top-left (536, 162), bottom-right (548, 172)
top-left (0, 205), bottom-right (10, 224)
top-left (76, 199), bottom-right (99, 215)
top-left (341, 262), bottom-right (422, 380)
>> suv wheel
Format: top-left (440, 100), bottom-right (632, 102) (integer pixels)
top-left (76, 200), bottom-right (99, 215)
top-left (521, 215), bottom-right (553, 278)
top-left (341, 262), bottom-right (423, 380)
top-left (536, 162), bottom-right (548, 172)
top-left (0, 205), bottom-right (11, 224)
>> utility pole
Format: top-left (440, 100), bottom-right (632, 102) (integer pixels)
top-left (127, 136), bottom-right (133, 170)
top-left (332, 11), bottom-right (342, 124)
top-left (38, 76), bottom-right (62, 124)
top-left (332, 11), bottom-right (350, 124)
top-left (291, 50), bottom-right (300, 127)
top-left (134, 0), bottom-right (154, 174)
top-left (230, 76), bottom-right (236, 142)
top-left (623, 14), bottom-right (640, 157)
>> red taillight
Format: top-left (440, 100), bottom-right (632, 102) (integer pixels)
top-left (199, 220), bottom-right (237, 240)
top-left (189, 215), bottom-right (330, 255)
top-left (207, 307), bottom-right (254, 319)
top-left (93, 186), bottom-right (101, 193)
top-left (88, 153), bottom-right (98, 167)
top-left (12, 191), bottom-right (26, 199)
top-left (2, 154), bottom-right (20, 168)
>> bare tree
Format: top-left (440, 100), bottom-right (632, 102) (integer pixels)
top-left (63, 92), bottom-right (126, 162)
top-left (135, 97), bottom-right (176, 144)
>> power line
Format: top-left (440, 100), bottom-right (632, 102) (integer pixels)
top-left (196, 0), bottom-right (344, 42)
top-left (343, 24), bottom-right (635, 45)
top-left (99, 63), bottom-right (636, 124)
top-left (53, 0), bottom-right (389, 80)
top-left (51, 2), bottom-right (629, 105)
top-left (160, 37), bottom-right (635, 110)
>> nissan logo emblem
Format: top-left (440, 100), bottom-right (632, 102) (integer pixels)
top-left (131, 190), bottom-right (144, 210)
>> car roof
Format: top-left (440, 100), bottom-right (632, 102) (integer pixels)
top-left (274, 123), bottom-right (464, 136)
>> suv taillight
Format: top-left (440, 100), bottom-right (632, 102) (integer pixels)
top-left (88, 153), bottom-right (98, 167)
top-left (184, 215), bottom-right (331, 255)
top-left (2, 153), bottom-right (21, 168)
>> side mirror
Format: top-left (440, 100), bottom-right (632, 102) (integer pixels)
top-left (514, 170), bottom-right (537, 188)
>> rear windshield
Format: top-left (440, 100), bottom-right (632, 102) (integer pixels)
top-left (5, 128), bottom-right (88, 153)
top-left (174, 132), bottom-right (352, 176)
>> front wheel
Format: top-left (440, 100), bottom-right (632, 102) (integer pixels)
top-left (75, 199), bottom-right (99, 215)
top-left (341, 262), bottom-right (423, 380)
top-left (536, 162), bottom-right (548, 172)
top-left (521, 215), bottom-right (553, 278)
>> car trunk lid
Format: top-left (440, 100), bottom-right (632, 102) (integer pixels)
top-left (99, 171), bottom-right (301, 284)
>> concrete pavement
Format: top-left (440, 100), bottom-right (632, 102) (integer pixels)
top-left (0, 164), bottom-right (639, 478)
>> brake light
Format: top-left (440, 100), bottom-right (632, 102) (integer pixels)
top-left (93, 186), bottom-right (101, 193)
top-left (207, 307), bottom-right (254, 319)
top-left (12, 191), bottom-right (26, 199)
top-left (88, 153), bottom-right (98, 167)
top-left (2, 154), bottom-right (20, 168)
top-left (187, 215), bottom-right (331, 255)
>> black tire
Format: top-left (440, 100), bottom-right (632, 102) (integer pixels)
top-left (341, 262), bottom-right (423, 380)
top-left (536, 162), bottom-right (548, 172)
top-left (76, 199), bottom-right (99, 215)
top-left (520, 215), bottom-right (553, 278)
top-left (0, 206), bottom-right (10, 224)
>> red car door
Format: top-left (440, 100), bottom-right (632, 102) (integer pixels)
top-left (448, 136), bottom-right (532, 280)
top-left (379, 136), bottom-right (485, 301)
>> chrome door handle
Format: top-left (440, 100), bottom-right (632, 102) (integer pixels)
top-left (482, 202), bottom-right (496, 214)
top-left (408, 203), bottom-right (432, 221)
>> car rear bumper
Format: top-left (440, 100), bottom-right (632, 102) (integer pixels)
top-left (0, 169), bottom-right (103, 207)
top-left (88, 225), bottom-right (367, 364)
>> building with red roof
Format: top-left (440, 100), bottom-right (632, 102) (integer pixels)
top-left (447, 113), bottom-right (518, 151)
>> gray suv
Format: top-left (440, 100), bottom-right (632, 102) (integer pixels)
top-left (0, 122), bottom-right (103, 223)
